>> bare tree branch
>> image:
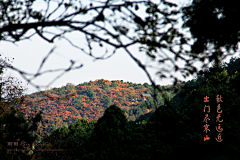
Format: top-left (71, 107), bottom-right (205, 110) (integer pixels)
top-left (0, 0), bottom-right (238, 100)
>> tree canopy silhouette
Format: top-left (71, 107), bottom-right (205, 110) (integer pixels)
top-left (1, 0), bottom-right (239, 110)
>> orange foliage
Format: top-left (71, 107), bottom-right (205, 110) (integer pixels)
top-left (115, 80), bottom-right (121, 84)
top-left (78, 86), bottom-right (87, 90)
top-left (145, 109), bottom-right (150, 113)
top-left (17, 79), bottom-right (161, 132)
top-left (103, 80), bottom-right (111, 85)
top-left (113, 100), bottom-right (119, 103)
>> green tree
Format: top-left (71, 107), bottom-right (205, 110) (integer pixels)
top-left (156, 92), bottom-right (164, 106)
top-left (74, 99), bottom-right (82, 110)
top-left (128, 94), bottom-right (135, 101)
top-left (147, 103), bottom-right (183, 160)
top-left (102, 84), bottom-right (109, 90)
top-left (106, 98), bottom-right (112, 108)
top-left (122, 106), bottom-right (129, 113)
top-left (169, 68), bottom-right (240, 159)
top-left (140, 101), bottom-right (148, 111)
top-left (135, 85), bottom-right (144, 89)
top-left (126, 121), bottom-right (151, 160)
top-left (141, 120), bottom-right (147, 125)
top-left (38, 118), bottom-right (96, 160)
top-left (66, 119), bottom-right (96, 159)
top-left (86, 88), bottom-right (96, 99)
top-left (100, 95), bottom-right (112, 108)
top-left (143, 83), bottom-right (150, 88)
top-left (146, 96), bottom-right (154, 109)
top-left (132, 106), bottom-right (143, 115)
top-left (110, 82), bottom-right (118, 87)
top-left (58, 87), bottom-right (65, 95)
top-left (222, 56), bottom-right (240, 76)
top-left (84, 105), bottom-right (130, 160)
top-left (121, 89), bottom-right (127, 94)
top-left (0, 107), bottom-right (43, 160)
top-left (38, 125), bottom-right (70, 159)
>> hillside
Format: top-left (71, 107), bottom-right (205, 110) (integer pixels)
top-left (4, 56), bottom-right (240, 159)
top-left (18, 79), bottom-right (184, 135)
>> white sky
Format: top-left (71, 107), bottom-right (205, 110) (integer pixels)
top-left (1, 0), bottom-right (240, 95)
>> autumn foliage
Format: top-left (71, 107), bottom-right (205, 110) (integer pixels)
top-left (19, 79), bottom-right (179, 136)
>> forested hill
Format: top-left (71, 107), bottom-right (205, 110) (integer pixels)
top-left (19, 79), bottom-right (184, 132)
top-left (6, 57), bottom-right (240, 159)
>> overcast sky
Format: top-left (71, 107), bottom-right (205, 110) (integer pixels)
top-left (1, 0), bottom-right (240, 96)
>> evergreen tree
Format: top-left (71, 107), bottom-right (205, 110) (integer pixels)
top-left (222, 56), bottom-right (240, 76)
top-left (172, 69), bottom-right (240, 159)
top-left (84, 105), bottom-right (130, 160)
top-left (86, 88), bottom-right (96, 99)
